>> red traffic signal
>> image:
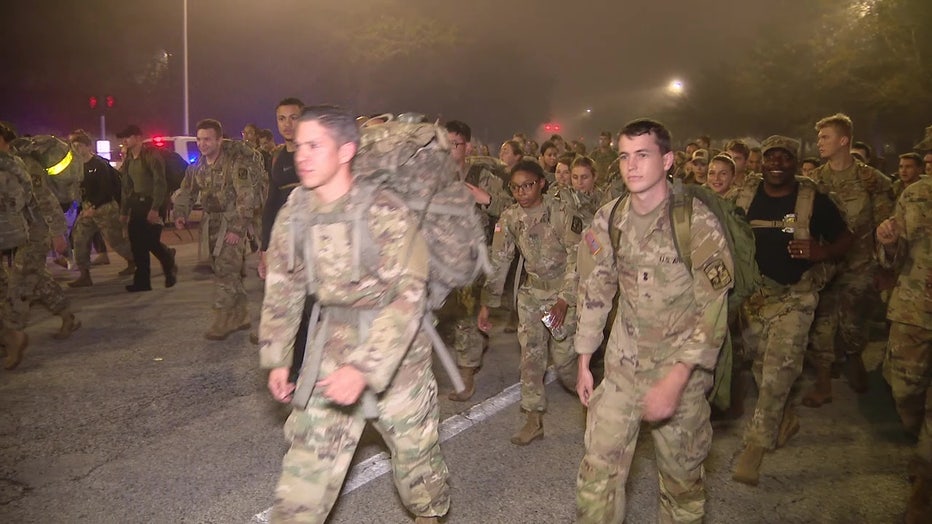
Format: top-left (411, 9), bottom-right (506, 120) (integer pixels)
top-left (105, 95), bottom-right (115, 108)
top-left (543, 122), bottom-right (562, 132)
top-left (88, 96), bottom-right (98, 109)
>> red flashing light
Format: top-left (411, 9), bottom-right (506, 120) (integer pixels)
top-left (88, 96), bottom-right (98, 109)
top-left (153, 136), bottom-right (165, 147)
top-left (543, 122), bottom-right (562, 133)
top-left (105, 95), bottom-right (115, 108)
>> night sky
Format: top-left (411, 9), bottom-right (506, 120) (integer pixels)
top-left (3, 0), bottom-right (814, 144)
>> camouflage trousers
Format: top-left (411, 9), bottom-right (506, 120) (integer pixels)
top-left (206, 217), bottom-right (247, 310)
top-left (7, 234), bottom-right (69, 330)
top-left (273, 352), bottom-right (450, 523)
top-left (73, 201), bottom-right (133, 270)
top-left (450, 282), bottom-right (486, 369)
top-left (516, 286), bottom-right (577, 412)
top-left (808, 267), bottom-right (877, 367)
top-left (740, 283), bottom-right (818, 449)
top-left (577, 364), bottom-right (713, 524)
top-left (883, 321), bottom-right (932, 465)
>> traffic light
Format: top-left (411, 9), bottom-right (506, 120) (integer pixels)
top-left (105, 95), bottom-right (115, 108)
top-left (88, 96), bottom-right (98, 109)
top-left (544, 122), bottom-right (562, 132)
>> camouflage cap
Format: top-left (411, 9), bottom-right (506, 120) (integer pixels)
top-left (914, 125), bottom-right (932, 151)
top-left (760, 135), bottom-right (800, 159)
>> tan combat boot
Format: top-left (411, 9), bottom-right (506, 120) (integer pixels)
top-left (3, 329), bottom-right (29, 370)
top-left (52, 312), bottom-right (82, 340)
top-left (68, 269), bottom-right (93, 288)
top-left (205, 309), bottom-right (233, 341)
top-left (448, 366), bottom-right (477, 401)
top-left (802, 365), bottom-right (833, 408)
top-left (510, 411), bottom-right (544, 446)
top-left (845, 353), bottom-right (869, 394)
top-left (776, 406), bottom-right (800, 449)
top-left (732, 444), bottom-right (765, 486)
top-left (118, 261), bottom-right (137, 277)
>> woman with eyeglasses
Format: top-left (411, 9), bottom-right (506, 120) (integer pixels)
top-left (476, 159), bottom-right (582, 447)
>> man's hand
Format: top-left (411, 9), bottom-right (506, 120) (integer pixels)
top-left (267, 367), bottom-right (295, 403)
top-left (317, 365), bottom-right (367, 406)
top-left (146, 209), bottom-right (161, 224)
top-left (547, 298), bottom-right (568, 330)
top-left (224, 231), bottom-right (241, 245)
top-left (52, 235), bottom-right (68, 255)
top-left (876, 217), bottom-right (899, 247)
top-left (477, 305), bottom-right (492, 333)
top-left (787, 239), bottom-right (826, 262)
top-left (577, 354), bottom-right (594, 407)
top-left (465, 182), bottom-right (492, 206)
top-left (257, 251), bottom-right (268, 280)
top-left (642, 363), bottom-right (692, 422)
top-left (175, 217), bottom-right (186, 230)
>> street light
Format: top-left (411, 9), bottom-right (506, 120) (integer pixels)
top-left (668, 79), bottom-right (685, 96)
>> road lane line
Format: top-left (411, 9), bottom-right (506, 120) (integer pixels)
top-left (250, 370), bottom-right (557, 523)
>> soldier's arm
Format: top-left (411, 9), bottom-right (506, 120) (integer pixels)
top-left (557, 204), bottom-right (581, 307)
top-left (171, 166), bottom-right (198, 220)
top-left (148, 151), bottom-right (168, 211)
top-left (574, 206), bottom-right (619, 355)
top-left (120, 163), bottom-right (133, 215)
top-left (676, 202), bottom-right (732, 371)
top-left (342, 197), bottom-right (430, 394)
top-left (876, 191), bottom-right (909, 271)
top-left (24, 158), bottom-right (67, 236)
top-left (258, 199), bottom-right (307, 369)
top-left (480, 209), bottom-right (518, 308)
top-left (870, 167), bottom-right (895, 228)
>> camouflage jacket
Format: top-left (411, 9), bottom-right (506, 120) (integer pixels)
top-left (173, 149), bottom-right (260, 235)
top-left (590, 147), bottom-right (618, 183)
top-left (0, 151), bottom-right (36, 249)
top-left (258, 185), bottom-right (431, 394)
top-left (810, 158), bottom-right (894, 269)
top-left (877, 178), bottom-right (932, 328)
top-left (575, 191), bottom-right (733, 373)
top-left (482, 195), bottom-right (581, 308)
top-left (459, 163), bottom-right (511, 219)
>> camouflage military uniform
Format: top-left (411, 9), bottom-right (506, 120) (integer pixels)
top-left (575, 191), bottom-right (733, 523)
top-left (7, 154), bottom-right (70, 330)
top-left (808, 159), bottom-right (893, 371)
top-left (259, 186), bottom-right (450, 523)
top-left (72, 155), bottom-right (132, 272)
top-left (451, 165), bottom-right (511, 369)
top-left (0, 152), bottom-right (33, 333)
top-left (174, 144), bottom-right (262, 333)
top-left (590, 147), bottom-right (618, 186)
top-left (482, 195), bottom-right (581, 412)
top-left (877, 178), bottom-right (932, 475)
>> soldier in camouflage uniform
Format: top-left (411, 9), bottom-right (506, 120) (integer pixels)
top-left (893, 152), bottom-right (924, 200)
top-left (444, 120), bottom-right (512, 401)
top-left (575, 120), bottom-right (733, 523)
top-left (876, 178), bottom-right (932, 522)
top-left (731, 136), bottom-right (852, 486)
top-left (174, 119), bottom-right (262, 341)
top-left (589, 131), bottom-right (618, 186)
top-left (67, 130), bottom-right (134, 287)
top-left (478, 160), bottom-right (580, 446)
top-left (804, 113), bottom-right (894, 405)
top-left (260, 106), bottom-right (449, 524)
top-left (0, 123), bottom-right (33, 369)
top-left (3, 127), bottom-right (81, 346)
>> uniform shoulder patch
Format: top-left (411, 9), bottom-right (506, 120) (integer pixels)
top-left (584, 229), bottom-right (602, 255)
top-left (701, 258), bottom-right (732, 291)
top-left (571, 216), bottom-right (583, 234)
top-left (494, 222), bottom-right (502, 233)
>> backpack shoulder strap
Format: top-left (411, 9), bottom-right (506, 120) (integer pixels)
top-left (793, 176), bottom-right (817, 240)
top-left (607, 195), bottom-right (627, 253)
top-left (670, 179), bottom-right (694, 271)
top-left (734, 174), bottom-right (762, 213)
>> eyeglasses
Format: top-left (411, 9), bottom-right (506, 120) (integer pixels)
top-left (509, 180), bottom-right (538, 193)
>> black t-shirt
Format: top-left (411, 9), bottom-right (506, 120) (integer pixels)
top-left (81, 155), bottom-right (122, 208)
top-left (260, 149), bottom-right (297, 251)
top-left (746, 183), bottom-right (847, 285)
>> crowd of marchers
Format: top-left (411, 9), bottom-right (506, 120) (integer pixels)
top-left (1, 106), bottom-right (930, 523)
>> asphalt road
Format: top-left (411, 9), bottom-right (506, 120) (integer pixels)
top-left (0, 236), bottom-right (916, 523)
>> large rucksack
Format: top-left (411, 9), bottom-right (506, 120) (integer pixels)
top-left (0, 153), bottom-right (31, 250)
top-left (11, 135), bottom-right (82, 205)
top-left (287, 114), bottom-right (489, 413)
top-left (607, 179), bottom-right (761, 409)
top-left (147, 145), bottom-right (189, 198)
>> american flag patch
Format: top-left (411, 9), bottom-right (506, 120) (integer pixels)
top-left (584, 229), bottom-right (601, 255)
